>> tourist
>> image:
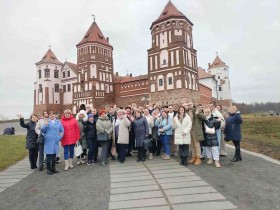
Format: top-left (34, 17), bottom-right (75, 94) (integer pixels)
top-left (133, 110), bottom-right (149, 162)
top-left (96, 110), bottom-right (113, 166)
top-left (143, 108), bottom-right (154, 159)
top-left (112, 109), bottom-right (131, 163)
top-left (41, 111), bottom-right (64, 175)
top-left (224, 106), bottom-right (243, 162)
top-left (84, 114), bottom-right (97, 165)
top-left (216, 105), bottom-right (228, 156)
top-left (202, 108), bottom-right (221, 168)
top-left (125, 106), bottom-right (135, 156)
top-left (18, 113), bottom-right (39, 170)
top-left (172, 106), bottom-right (192, 166)
top-left (155, 110), bottom-right (172, 160)
top-left (60, 109), bottom-right (80, 170)
top-left (107, 106), bottom-right (117, 160)
top-left (168, 105), bottom-right (178, 156)
top-left (151, 109), bottom-right (161, 156)
top-left (188, 102), bottom-right (205, 166)
top-left (75, 110), bottom-right (88, 165)
top-left (35, 110), bottom-right (49, 171)
top-left (92, 108), bottom-right (100, 162)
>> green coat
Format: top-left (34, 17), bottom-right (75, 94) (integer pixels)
top-left (189, 109), bottom-right (206, 141)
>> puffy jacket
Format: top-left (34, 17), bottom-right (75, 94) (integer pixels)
top-left (202, 115), bottom-right (221, 147)
top-left (224, 113), bottom-right (243, 141)
top-left (84, 121), bottom-right (97, 140)
top-left (20, 118), bottom-right (38, 149)
top-left (60, 115), bottom-right (80, 146)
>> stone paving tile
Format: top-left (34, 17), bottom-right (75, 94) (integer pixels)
top-left (0, 179), bottom-right (22, 184)
top-left (110, 190), bottom-right (163, 201)
top-left (111, 175), bottom-right (153, 183)
top-left (145, 161), bottom-right (178, 166)
top-left (125, 206), bottom-right (170, 210)
top-left (160, 180), bottom-right (209, 190)
top-left (0, 171), bottom-right (33, 176)
top-left (0, 182), bottom-right (16, 188)
top-left (157, 176), bottom-right (201, 184)
top-left (148, 165), bottom-right (186, 171)
top-left (151, 168), bottom-right (190, 174)
top-left (168, 192), bottom-right (226, 204)
top-left (3, 168), bottom-right (34, 172)
top-left (0, 188), bottom-right (6, 193)
top-left (110, 165), bottom-right (146, 171)
top-left (111, 185), bottom-right (159, 194)
top-left (154, 171), bottom-right (195, 179)
top-left (111, 179), bottom-right (156, 189)
top-left (172, 201), bottom-right (237, 210)
top-left (111, 171), bottom-right (150, 179)
top-left (109, 197), bottom-right (167, 209)
top-left (110, 168), bottom-right (147, 175)
top-left (0, 174), bottom-right (28, 179)
top-left (164, 186), bottom-right (217, 196)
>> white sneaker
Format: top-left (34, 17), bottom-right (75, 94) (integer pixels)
top-left (81, 159), bottom-right (85, 164)
top-left (77, 160), bottom-right (81, 165)
top-left (207, 159), bottom-right (213, 165)
top-left (149, 153), bottom-right (153, 160)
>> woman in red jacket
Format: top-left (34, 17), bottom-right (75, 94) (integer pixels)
top-left (61, 109), bottom-right (80, 171)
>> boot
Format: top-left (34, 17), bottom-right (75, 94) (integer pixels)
top-left (215, 160), bottom-right (221, 168)
top-left (232, 147), bottom-right (242, 162)
top-left (188, 157), bottom-right (196, 164)
top-left (46, 163), bottom-right (53, 175)
top-left (180, 156), bottom-right (184, 165)
top-left (184, 157), bottom-right (188, 166)
top-left (141, 148), bottom-right (146, 162)
top-left (51, 160), bottom-right (58, 173)
top-left (207, 158), bottom-right (213, 165)
top-left (64, 160), bottom-right (69, 171)
top-left (194, 157), bottom-right (201, 166)
top-left (69, 158), bottom-right (74, 169)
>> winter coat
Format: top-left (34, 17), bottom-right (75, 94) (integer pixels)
top-left (96, 116), bottom-right (113, 139)
top-left (152, 118), bottom-right (159, 140)
top-left (84, 121), bottom-right (97, 140)
top-left (60, 115), bottom-right (80, 146)
top-left (112, 117), bottom-right (131, 144)
top-left (172, 114), bottom-right (192, 145)
top-left (20, 118), bottom-right (38, 149)
top-left (41, 119), bottom-right (64, 154)
top-left (224, 112), bottom-right (243, 142)
top-left (212, 108), bottom-right (225, 129)
top-left (201, 115), bottom-right (221, 147)
top-left (133, 116), bottom-right (149, 148)
top-left (76, 111), bottom-right (88, 149)
top-left (35, 118), bottom-right (48, 136)
top-left (155, 116), bottom-right (172, 136)
top-left (189, 109), bottom-right (206, 141)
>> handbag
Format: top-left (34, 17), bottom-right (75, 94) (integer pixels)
top-left (97, 133), bottom-right (109, 142)
top-left (74, 142), bottom-right (83, 157)
top-left (36, 135), bottom-right (44, 144)
top-left (143, 137), bottom-right (153, 149)
top-left (204, 123), bottom-right (215, 134)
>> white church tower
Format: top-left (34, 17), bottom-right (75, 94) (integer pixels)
top-left (34, 48), bottom-right (63, 115)
top-left (208, 55), bottom-right (232, 107)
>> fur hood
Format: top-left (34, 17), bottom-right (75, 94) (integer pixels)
top-left (76, 110), bottom-right (88, 122)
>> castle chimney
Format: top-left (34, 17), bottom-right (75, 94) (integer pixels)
top-left (106, 37), bottom-right (109, 43)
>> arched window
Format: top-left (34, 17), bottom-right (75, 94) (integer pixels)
top-left (54, 84), bottom-right (59, 92)
top-left (39, 84), bottom-right (42, 93)
top-left (159, 79), bottom-right (163, 86)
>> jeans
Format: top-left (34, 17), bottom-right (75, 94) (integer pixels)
top-left (63, 144), bottom-right (75, 160)
top-left (38, 143), bottom-right (44, 169)
top-left (100, 141), bottom-right (109, 162)
top-left (160, 135), bottom-right (171, 156)
top-left (87, 138), bottom-right (95, 161)
top-left (29, 148), bottom-right (38, 168)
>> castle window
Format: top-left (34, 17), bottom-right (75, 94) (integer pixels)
top-left (63, 85), bottom-right (66, 92)
top-left (67, 71), bottom-right (70, 77)
top-left (38, 70), bottom-right (41, 79)
top-left (63, 72), bottom-right (65, 78)
top-left (67, 84), bottom-right (71, 92)
top-left (54, 70), bottom-right (59, 79)
top-left (168, 77), bottom-right (173, 85)
top-left (159, 79), bottom-right (163, 87)
top-left (39, 84), bottom-right (42, 93)
top-left (163, 59), bottom-right (167, 65)
top-left (44, 68), bottom-right (50, 78)
top-left (54, 84), bottom-right (59, 92)
top-left (219, 86), bottom-right (222, 91)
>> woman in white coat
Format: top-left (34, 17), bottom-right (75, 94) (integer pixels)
top-left (172, 106), bottom-right (192, 166)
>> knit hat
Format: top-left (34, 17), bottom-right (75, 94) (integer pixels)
top-left (99, 110), bottom-right (106, 116)
top-left (88, 114), bottom-right (94, 119)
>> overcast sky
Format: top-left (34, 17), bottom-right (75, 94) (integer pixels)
top-left (0, 0), bottom-right (279, 119)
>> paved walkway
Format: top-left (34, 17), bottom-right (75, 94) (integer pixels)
top-left (0, 157), bottom-right (34, 193)
top-left (109, 157), bottom-right (237, 210)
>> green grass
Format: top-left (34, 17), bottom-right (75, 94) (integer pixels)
top-left (242, 116), bottom-right (280, 147)
top-left (0, 135), bottom-right (27, 171)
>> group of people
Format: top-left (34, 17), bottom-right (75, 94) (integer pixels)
top-left (19, 102), bottom-right (243, 175)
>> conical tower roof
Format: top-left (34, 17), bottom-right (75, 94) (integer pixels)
top-left (150, 1), bottom-right (193, 29)
top-left (209, 55), bottom-right (228, 69)
top-left (77, 21), bottom-right (112, 48)
top-left (36, 48), bottom-right (62, 65)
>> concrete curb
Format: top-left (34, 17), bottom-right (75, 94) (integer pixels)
top-left (227, 144), bottom-right (280, 166)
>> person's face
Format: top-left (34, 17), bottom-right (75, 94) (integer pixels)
top-left (216, 106), bottom-right (221, 111)
top-left (101, 113), bottom-right (106, 117)
top-left (209, 104), bottom-right (214, 111)
top-left (155, 108), bottom-right (160, 112)
top-left (43, 111), bottom-right (49, 118)
top-left (64, 112), bottom-right (71, 118)
top-left (198, 105), bottom-right (203, 111)
top-left (204, 110), bottom-right (211, 117)
top-left (118, 112), bottom-right (123, 118)
top-left (168, 106), bottom-right (173, 112)
top-left (79, 114), bottom-right (84, 119)
top-left (50, 113), bottom-right (56, 120)
top-left (188, 103), bottom-right (193, 109)
top-left (135, 112), bottom-right (141, 118)
top-left (31, 115), bottom-right (38, 122)
top-left (126, 109), bottom-right (131, 115)
top-left (162, 112), bottom-right (167, 118)
top-left (182, 103), bottom-right (188, 110)
top-left (179, 108), bottom-right (184, 114)
top-left (92, 109), bottom-right (97, 115)
top-left (144, 109), bottom-right (149, 116)
top-left (229, 107), bottom-right (237, 114)
top-left (89, 117), bottom-right (94, 122)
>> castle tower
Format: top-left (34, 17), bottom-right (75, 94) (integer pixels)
top-left (147, 1), bottom-right (200, 106)
top-left (73, 20), bottom-right (114, 112)
top-left (208, 55), bottom-right (232, 107)
top-left (34, 48), bottom-right (63, 116)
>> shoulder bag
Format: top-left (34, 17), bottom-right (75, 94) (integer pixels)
top-left (204, 123), bottom-right (215, 134)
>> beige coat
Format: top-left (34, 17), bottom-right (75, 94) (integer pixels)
top-left (112, 117), bottom-right (131, 145)
top-left (172, 114), bottom-right (192, 145)
top-left (96, 116), bottom-right (113, 139)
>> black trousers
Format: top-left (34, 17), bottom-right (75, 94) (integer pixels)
top-left (233, 141), bottom-right (241, 157)
top-left (108, 138), bottom-right (113, 156)
top-left (38, 143), bottom-right (44, 169)
top-left (155, 140), bottom-right (162, 155)
top-left (29, 148), bottom-right (38, 168)
top-left (179, 144), bottom-right (189, 157)
top-left (117, 144), bottom-right (127, 162)
top-left (137, 147), bottom-right (146, 159)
